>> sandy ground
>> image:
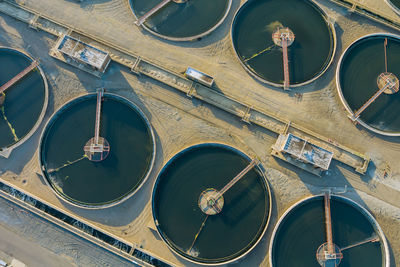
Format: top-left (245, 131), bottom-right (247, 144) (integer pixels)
top-left (0, 0), bottom-right (400, 266)
top-left (0, 224), bottom-right (75, 267)
top-left (0, 197), bottom-right (137, 267)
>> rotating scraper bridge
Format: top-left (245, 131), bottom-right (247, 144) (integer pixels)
top-left (0, 47), bottom-right (49, 158)
top-left (134, 0), bottom-right (188, 27)
top-left (0, 60), bottom-right (38, 93)
top-left (348, 37), bottom-right (399, 122)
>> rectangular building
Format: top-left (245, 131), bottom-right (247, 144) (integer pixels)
top-left (272, 133), bottom-right (334, 176)
top-left (51, 35), bottom-right (111, 76)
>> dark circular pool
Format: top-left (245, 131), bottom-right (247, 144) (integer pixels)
top-left (337, 34), bottom-right (400, 136)
top-left (231, 0), bottom-right (335, 88)
top-left (39, 93), bottom-right (155, 208)
top-left (129, 0), bottom-right (231, 41)
top-left (152, 144), bottom-right (271, 264)
top-left (386, 0), bottom-right (400, 15)
top-left (0, 47), bottom-right (47, 153)
top-left (270, 195), bottom-right (388, 267)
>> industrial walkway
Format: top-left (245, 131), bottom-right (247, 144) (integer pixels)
top-left (135, 0), bottom-right (171, 26)
top-left (329, 0), bottom-right (400, 31)
top-left (282, 38), bottom-right (290, 90)
top-left (324, 192), bottom-right (334, 254)
top-left (94, 89), bottom-right (103, 144)
top-left (351, 80), bottom-right (392, 120)
top-left (0, 61), bottom-right (38, 93)
top-left (217, 158), bottom-right (258, 198)
top-left (340, 236), bottom-right (380, 251)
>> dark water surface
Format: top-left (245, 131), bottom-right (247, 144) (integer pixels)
top-left (0, 48), bottom-right (46, 149)
top-left (388, 0), bottom-right (400, 9)
top-left (232, 0), bottom-right (334, 85)
top-left (153, 144), bottom-right (270, 264)
top-left (130, 0), bottom-right (230, 39)
top-left (339, 35), bottom-right (400, 134)
top-left (40, 94), bottom-right (154, 206)
top-left (272, 196), bottom-right (384, 267)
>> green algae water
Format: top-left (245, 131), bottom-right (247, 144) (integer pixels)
top-left (152, 144), bottom-right (270, 264)
top-left (271, 196), bottom-right (384, 267)
top-left (338, 35), bottom-right (400, 134)
top-left (130, 0), bottom-right (230, 39)
top-left (40, 94), bottom-right (154, 207)
top-left (0, 48), bottom-right (46, 149)
top-left (232, 0), bottom-right (334, 86)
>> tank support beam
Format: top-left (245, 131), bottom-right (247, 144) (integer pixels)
top-left (94, 88), bottom-right (104, 144)
top-left (384, 38), bottom-right (388, 73)
top-left (350, 75), bottom-right (393, 121)
top-left (214, 158), bottom-right (258, 199)
top-left (198, 158), bottom-right (258, 216)
top-left (340, 236), bottom-right (380, 251)
top-left (282, 38), bottom-right (290, 90)
top-left (272, 27), bottom-right (294, 90)
top-left (83, 88), bottom-right (110, 162)
top-left (0, 61), bottom-right (38, 94)
top-left (324, 192), bottom-right (334, 254)
top-left (135, 0), bottom-right (172, 26)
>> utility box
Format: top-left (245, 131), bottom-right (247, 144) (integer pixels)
top-left (185, 67), bottom-right (214, 87)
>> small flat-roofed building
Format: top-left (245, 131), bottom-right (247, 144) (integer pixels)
top-left (272, 133), bottom-right (334, 176)
top-left (50, 35), bottom-right (111, 77)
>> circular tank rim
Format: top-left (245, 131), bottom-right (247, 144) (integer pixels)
top-left (37, 91), bottom-right (156, 209)
top-left (384, 0), bottom-right (400, 16)
top-left (129, 0), bottom-right (232, 42)
top-left (230, 0), bottom-right (337, 89)
top-left (268, 194), bottom-right (390, 267)
top-left (335, 32), bottom-right (400, 136)
top-left (0, 46), bottom-right (49, 156)
top-left (151, 142), bottom-right (273, 265)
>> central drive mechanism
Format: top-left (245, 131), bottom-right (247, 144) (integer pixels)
top-left (198, 188), bottom-right (224, 215)
top-left (316, 243), bottom-right (343, 266)
top-left (377, 72), bottom-right (399, 95)
top-left (84, 137), bottom-right (110, 162)
top-left (272, 27), bottom-right (295, 47)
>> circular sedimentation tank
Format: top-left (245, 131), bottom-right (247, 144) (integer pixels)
top-left (129, 0), bottom-right (232, 41)
top-left (39, 92), bottom-right (155, 208)
top-left (152, 144), bottom-right (271, 264)
top-left (231, 0), bottom-right (336, 88)
top-left (385, 0), bottom-right (400, 16)
top-left (0, 47), bottom-right (48, 155)
top-left (269, 195), bottom-right (389, 267)
top-left (336, 33), bottom-right (400, 136)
